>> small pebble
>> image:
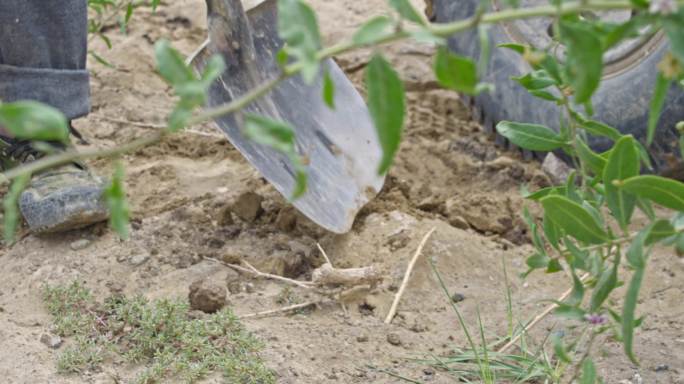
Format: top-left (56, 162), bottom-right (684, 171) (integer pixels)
top-left (387, 333), bottom-right (402, 346)
top-left (69, 239), bottom-right (91, 251)
top-left (40, 333), bottom-right (62, 349)
top-left (451, 292), bottom-right (466, 303)
top-left (129, 254), bottom-right (149, 266)
top-left (356, 335), bottom-right (369, 343)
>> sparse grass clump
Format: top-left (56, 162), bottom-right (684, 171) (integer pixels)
top-left (42, 281), bottom-right (275, 384)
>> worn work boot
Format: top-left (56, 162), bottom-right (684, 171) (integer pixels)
top-left (0, 136), bottom-right (109, 233)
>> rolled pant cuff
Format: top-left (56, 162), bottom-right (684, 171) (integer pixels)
top-left (0, 64), bottom-right (90, 120)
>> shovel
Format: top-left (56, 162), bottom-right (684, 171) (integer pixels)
top-left (189, 0), bottom-right (385, 234)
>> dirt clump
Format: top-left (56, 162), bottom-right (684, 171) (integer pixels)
top-left (232, 192), bottom-right (264, 222)
top-left (188, 278), bottom-right (227, 313)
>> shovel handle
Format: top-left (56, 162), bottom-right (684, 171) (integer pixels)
top-left (205, 0), bottom-right (258, 70)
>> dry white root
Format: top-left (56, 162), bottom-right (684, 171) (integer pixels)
top-left (205, 248), bottom-right (384, 318)
top-left (311, 263), bottom-right (382, 288)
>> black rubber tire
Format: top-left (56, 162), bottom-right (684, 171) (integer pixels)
top-left (433, 0), bottom-right (683, 177)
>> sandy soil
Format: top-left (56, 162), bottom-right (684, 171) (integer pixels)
top-left (0, 1), bottom-right (683, 383)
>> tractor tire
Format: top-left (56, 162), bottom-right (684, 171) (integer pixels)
top-left (431, 0), bottom-right (684, 178)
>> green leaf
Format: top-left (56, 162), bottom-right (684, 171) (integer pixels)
top-left (623, 266), bottom-right (645, 364)
top-left (366, 54), bottom-right (405, 175)
top-left (564, 238), bottom-right (589, 270)
top-left (543, 212), bottom-right (562, 249)
top-left (547, 258), bottom-right (563, 273)
top-left (352, 16), bottom-right (394, 45)
top-left (105, 163), bottom-right (130, 240)
top-left (541, 195), bottom-right (609, 244)
top-left (526, 253), bottom-right (550, 269)
top-left (322, 71), bottom-right (335, 109)
top-left (89, 50), bottom-right (116, 68)
top-left (626, 229), bottom-right (647, 269)
top-left (124, 3), bottom-right (134, 25)
top-left (512, 70), bottom-right (557, 90)
top-left (576, 137), bottom-right (607, 176)
top-left (576, 117), bottom-right (622, 141)
top-left (523, 185), bottom-right (566, 201)
top-left (523, 206), bottom-right (546, 253)
top-left (663, 10), bottom-right (684, 64)
top-left (155, 40), bottom-right (196, 85)
top-left (529, 90), bottom-right (560, 102)
top-left (244, 115), bottom-right (308, 199)
top-left (434, 48), bottom-right (479, 94)
top-left (3, 174), bottom-right (30, 244)
top-left (554, 303), bottom-right (586, 321)
top-left (636, 197), bottom-right (656, 220)
top-left (388, 0), bottom-right (425, 25)
top-left (646, 219), bottom-right (677, 245)
top-left (590, 253), bottom-right (619, 312)
top-left (567, 269), bottom-right (585, 306)
top-left (553, 335), bottom-right (573, 363)
top-left (648, 73), bottom-right (669, 146)
top-left (559, 21), bottom-right (604, 104)
top-left (580, 359), bottom-right (597, 384)
top-left (620, 175), bottom-right (684, 211)
top-left (604, 136), bottom-right (640, 230)
top-left (498, 43), bottom-right (526, 54)
top-left (496, 121), bottom-right (565, 151)
top-left (602, 17), bottom-right (646, 50)
top-left (0, 101), bottom-right (69, 142)
top-left (278, 0), bottom-right (322, 83)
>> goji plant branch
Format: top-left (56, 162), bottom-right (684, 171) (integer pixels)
top-left (0, 0), bottom-right (651, 185)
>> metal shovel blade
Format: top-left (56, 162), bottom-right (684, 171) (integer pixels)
top-left (191, 0), bottom-right (385, 233)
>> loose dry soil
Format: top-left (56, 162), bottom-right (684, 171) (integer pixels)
top-left (1, 1), bottom-right (683, 383)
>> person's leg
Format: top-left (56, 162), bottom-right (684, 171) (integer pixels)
top-left (0, 0), bottom-right (90, 121)
top-left (0, 0), bottom-right (109, 233)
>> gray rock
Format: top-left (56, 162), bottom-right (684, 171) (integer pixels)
top-left (387, 333), bottom-right (402, 346)
top-left (542, 152), bottom-right (572, 185)
top-left (40, 333), bottom-right (62, 349)
top-left (69, 239), bottom-right (91, 251)
top-left (451, 292), bottom-right (466, 303)
top-left (189, 279), bottom-right (227, 313)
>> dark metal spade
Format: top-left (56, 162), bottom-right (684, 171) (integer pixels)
top-left (190, 0), bottom-right (385, 233)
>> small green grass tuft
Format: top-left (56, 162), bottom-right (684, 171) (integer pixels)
top-left (42, 281), bottom-right (275, 384)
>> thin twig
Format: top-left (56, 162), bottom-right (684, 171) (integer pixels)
top-left (496, 273), bottom-right (590, 353)
top-left (316, 243), bottom-right (333, 266)
top-left (92, 115), bottom-right (167, 129)
top-left (91, 114), bottom-right (225, 139)
top-left (384, 227), bottom-right (437, 324)
top-left (238, 301), bottom-right (324, 319)
top-left (204, 257), bottom-right (313, 289)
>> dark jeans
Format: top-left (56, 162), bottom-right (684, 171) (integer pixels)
top-left (0, 0), bottom-right (90, 120)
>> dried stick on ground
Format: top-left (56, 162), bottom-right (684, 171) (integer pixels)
top-left (204, 257), bottom-right (314, 289)
top-left (238, 301), bottom-right (325, 319)
top-left (384, 227), bottom-right (437, 324)
top-left (316, 243), bottom-right (333, 265)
